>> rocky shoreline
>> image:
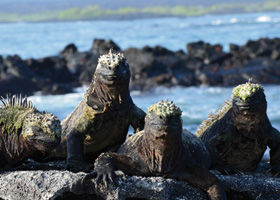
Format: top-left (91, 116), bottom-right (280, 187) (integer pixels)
top-left (0, 161), bottom-right (279, 200)
top-left (1, 37), bottom-right (280, 96)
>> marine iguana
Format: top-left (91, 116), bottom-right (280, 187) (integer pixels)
top-left (88, 100), bottom-right (227, 200)
top-left (58, 50), bottom-right (146, 172)
top-left (196, 82), bottom-right (280, 174)
top-left (0, 94), bottom-right (61, 167)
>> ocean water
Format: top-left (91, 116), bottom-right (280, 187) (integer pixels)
top-left (29, 85), bottom-right (280, 133)
top-left (1, 12), bottom-right (280, 159)
top-left (0, 12), bottom-right (280, 58)
top-left (29, 85), bottom-right (280, 160)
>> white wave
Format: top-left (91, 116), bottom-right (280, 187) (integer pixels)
top-left (27, 85), bottom-right (280, 129)
top-left (211, 19), bottom-right (222, 25)
top-left (229, 18), bottom-right (238, 23)
top-left (179, 23), bottom-right (190, 28)
top-left (256, 16), bottom-right (272, 23)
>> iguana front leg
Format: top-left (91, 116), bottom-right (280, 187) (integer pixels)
top-left (66, 130), bottom-right (91, 172)
top-left (84, 152), bottom-right (149, 187)
top-left (268, 127), bottom-right (280, 175)
top-left (171, 163), bottom-right (227, 200)
top-left (130, 105), bottom-right (146, 133)
top-left (207, 133), bottom-right (230, 171)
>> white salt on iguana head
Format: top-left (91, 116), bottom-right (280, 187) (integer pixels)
top-left (147, 100), bottom-right (182, 117)
top-left (98, 49), bottom-right (126, 68)
top-left (232, 82), bottom-right (264, 101)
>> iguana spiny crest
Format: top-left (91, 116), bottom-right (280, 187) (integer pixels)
top-left (195, 99), bottom-right (232, 137)
top-left (1, 93), bottom-right (36, 110)
top-left (98, 49), bottom-right (126, 69)
top-left (0, 94), bottom-right (61, 139)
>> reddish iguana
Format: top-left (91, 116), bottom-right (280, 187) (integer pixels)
top-left (56, 50), bottom-right (146, 171)
top-left (0, 94), bottom-right (61, 167)
top-left (196, 82), bottom-right (280, 174)
top-left (87, 100), bottom-right (227, 200)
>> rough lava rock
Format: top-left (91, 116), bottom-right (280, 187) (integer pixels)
top-left (0, 161), bottom-right (279, 200)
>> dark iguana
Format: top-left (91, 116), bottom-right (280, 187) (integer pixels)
top-left (87, 100), bottom-right (227, 200)
top-left (56, 50), bottom-right (146, 171)
top-left (196, 82), bottom-right (280, 174)
top-left (0, 94), bottom-right (61, 167)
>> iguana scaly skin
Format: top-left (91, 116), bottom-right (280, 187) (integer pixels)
top-left (89, 101), bottom-right (227, 200)
top-left (57, 50), bottom-right (146, 172)
top-left (196, 83), bottom-right (280, 173)
top-left (0, 94), bottom-right (61, 167)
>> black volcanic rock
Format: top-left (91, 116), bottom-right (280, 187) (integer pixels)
top-left (2, 37), bottom-right (280, 96)
top-left (0, 76), bottom-right (37, 97)
top-left (91, 39), bottom-right (121, 55)
top-left (124, 45), bottom-right (196, 90)
top-left (4, 55), bottom-right (33, 78)
top-left (25, 56), bottom-right (74, 83)
top-left (0, 54), bottom-right (75, 96)
top-left (60, 43), bottom-right (78, 61)
top-left (187, 41), bottom-right (231, 65)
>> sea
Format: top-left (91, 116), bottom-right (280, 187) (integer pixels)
top-left (1, 12), bottom-right (280, 158)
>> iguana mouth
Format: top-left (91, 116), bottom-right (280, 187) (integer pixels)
top-left (234, 99), bottom-right (265, 110)
top-left (101, 71), bottom-right (128, 80)
top-left (150, 122), bottom-right (178, 129)
top-left (151, 123), bottom-right (169, 127)
top-left (32, 135), bottom-right (59, 142)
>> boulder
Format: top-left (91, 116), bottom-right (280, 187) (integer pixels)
top-left (59, 43), bottom-right (78, 61)
top-left (91, 39), bottom-right (121, 55)
top-left (0, 76), bottom-right (37, 97)
top-left (3, 55), bottom-right (33, 78)
top-left (0, 56), bottom-right (6, 79)
top-left (0, 55), bottom-right (75, 96)
top-left (232, 38), bottom-right (280, 63)
top-left (0, 161), bottom-right (279, 200)
top-left (25, 56), bottom-right (74, 84)
top-left (59, 43), bottom-right (99, 85)
top-left (187, 41), bottom-right (231, 65)
top-left (124, 46), bottom-right (195, 90)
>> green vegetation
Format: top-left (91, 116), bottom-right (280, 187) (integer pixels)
top-left (0, 0), bottom-right (280, 22)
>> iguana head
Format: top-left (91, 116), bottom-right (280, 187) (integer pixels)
top-left (22, 111), bottom-right (61, 151)
top-left (94, 49), bottom-right (130, 86)
top-left (231, 83), bottom-right (268, 135)
top-left (231, 82), bottom-right (266, 110)
top-left (0, 94), bottom-right (61, 152)
top-left (145, 100), bottom-right (182, 139)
